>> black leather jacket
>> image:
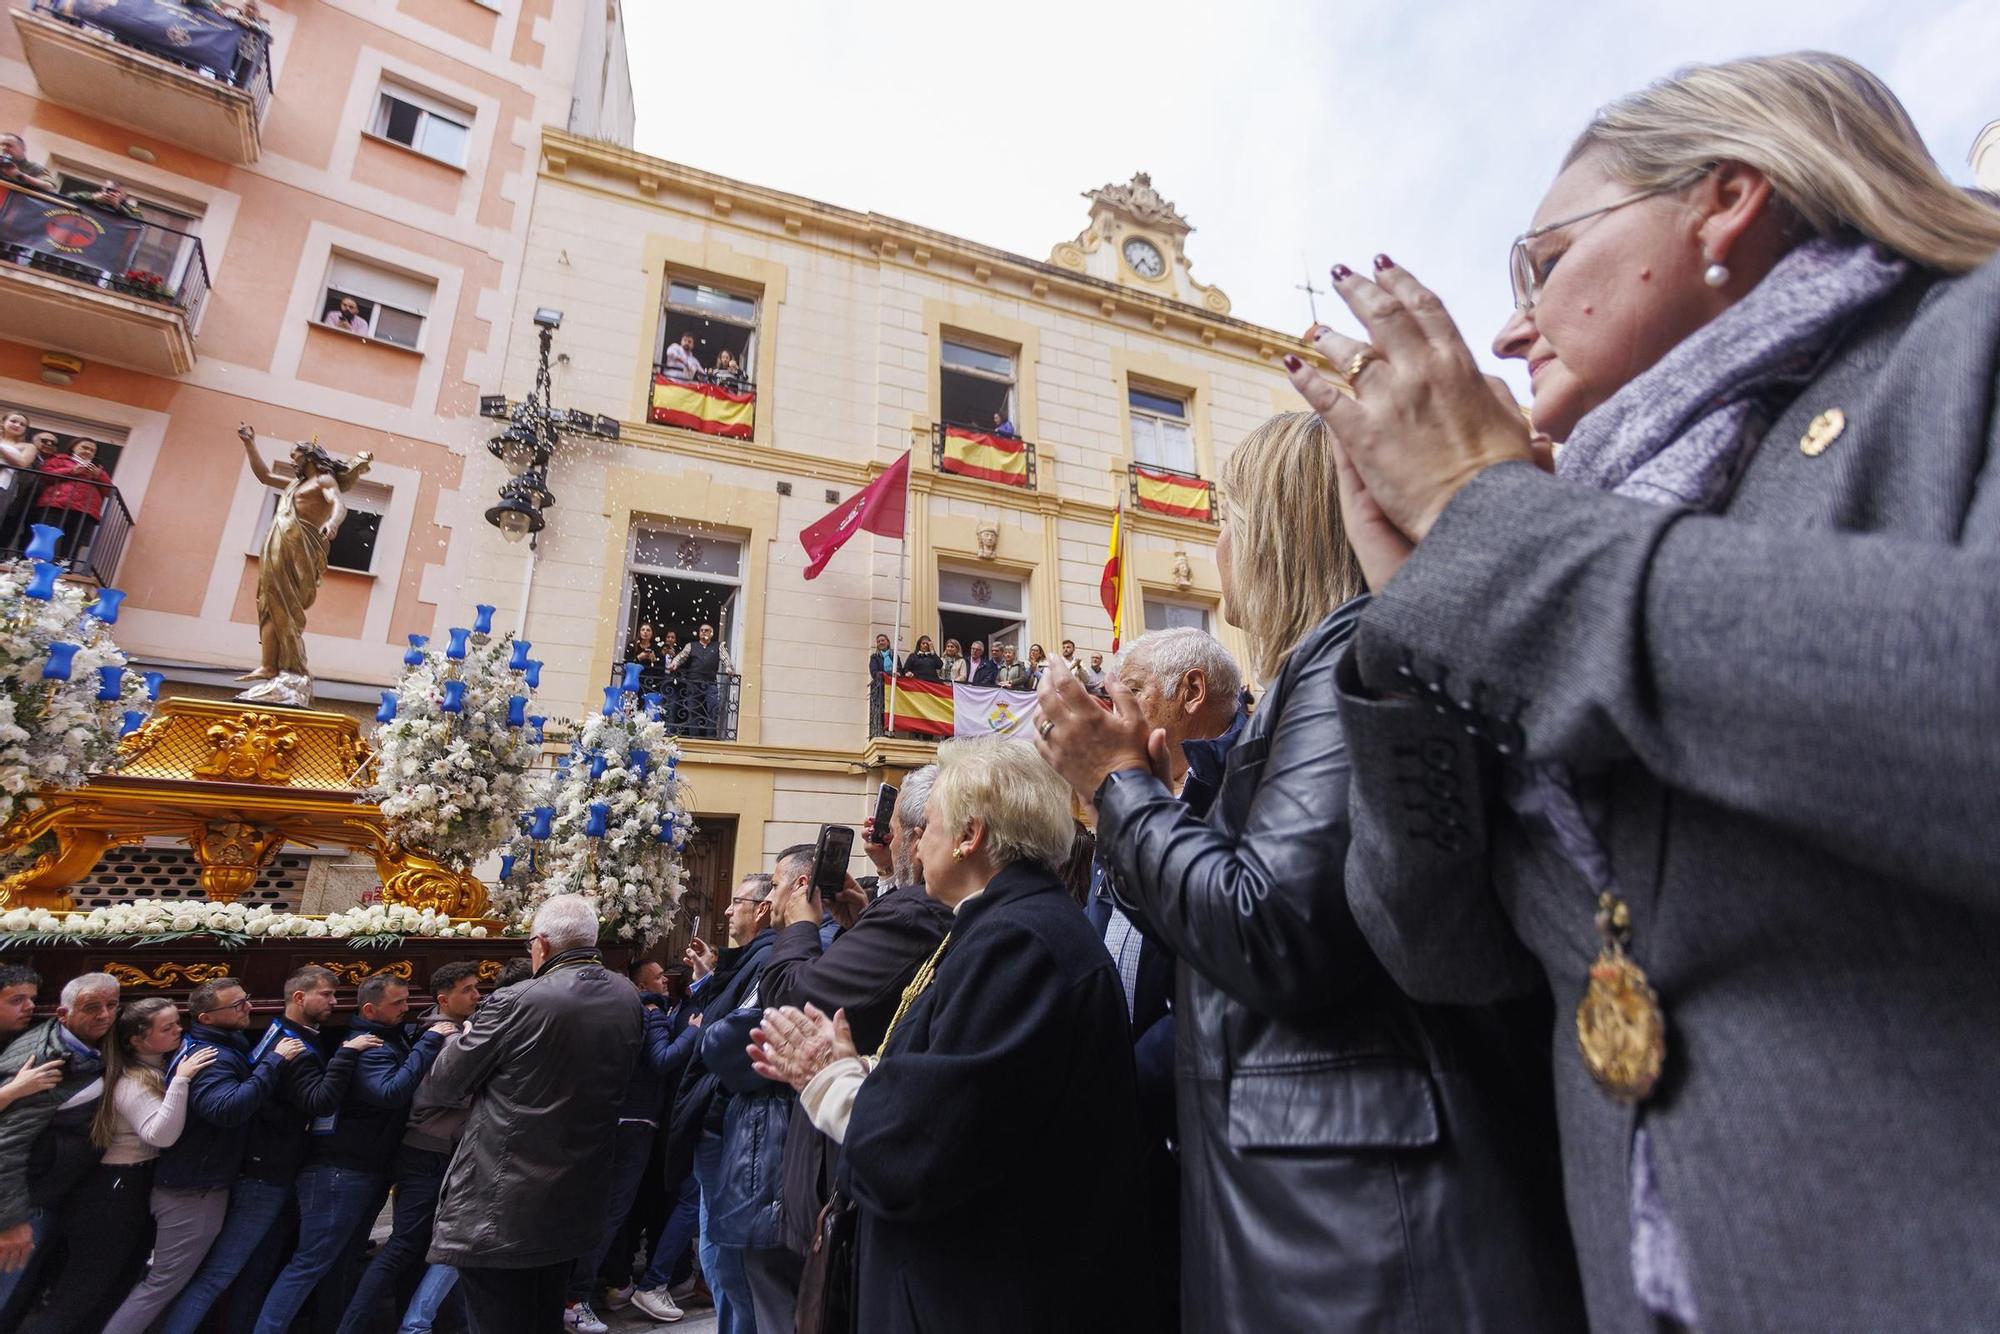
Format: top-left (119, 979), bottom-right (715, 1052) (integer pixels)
top-left (1096, 596), bottom-right (1585, 1334)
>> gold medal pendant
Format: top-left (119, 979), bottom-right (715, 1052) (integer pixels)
top-left (1575, 893), bottom-right (1667, 1104)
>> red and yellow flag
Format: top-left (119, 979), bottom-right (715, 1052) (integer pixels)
top-left (650, 376), bottom-right (755, 439)
top-left (938, 426), bottom-right (1029, 486)
top-left (886, 676), bottom-right (955, 737)
top-left (1100, 505), bottom-right (1123, 651)
top-left (1131, 465), bottom-right (1213, 520)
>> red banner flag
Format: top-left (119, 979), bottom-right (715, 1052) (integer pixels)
top-left (799, 451), bottom-right (910, 580)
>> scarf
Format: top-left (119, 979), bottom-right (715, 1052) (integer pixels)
top-left (1527, 235), bottom-right (1907, 1324)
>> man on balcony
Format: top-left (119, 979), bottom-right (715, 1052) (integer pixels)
top-left (670, 623), bottom-right (734, 739)
top-left (663, 333), bottom-right (702, 382)
top-left (63, 180), bottom-right (145, 221)
top-left (0, 135), bottom-right (54, 193)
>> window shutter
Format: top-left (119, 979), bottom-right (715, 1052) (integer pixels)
top-left (326, 255), bottom-right (435, 316)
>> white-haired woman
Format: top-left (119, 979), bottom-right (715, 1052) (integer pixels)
top-left (748, 737), bottom-right (1148, 1334)
top-left (1035, 410), bottom-right (1586, 1334)
top-left (1287, 52), bottom-right (2000, 1334)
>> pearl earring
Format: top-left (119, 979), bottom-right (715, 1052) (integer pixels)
top-left (1703, 258), bottom-right (1730, 288)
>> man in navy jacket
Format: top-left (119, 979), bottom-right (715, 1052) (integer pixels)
top-left (248, 973), bottom-right (451, 1334)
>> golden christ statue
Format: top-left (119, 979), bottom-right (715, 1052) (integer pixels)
top-left (234, 422), bottom-right (373, 707)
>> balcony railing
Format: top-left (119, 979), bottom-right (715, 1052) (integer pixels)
top-left (606, 666), bottom-right (742, 742)
top-left (0, 180), bottom-right (208, 373)
top-left (933, 421), bottom-right (1037, 490)
top-left (650, 366), bottom-right (756, 440)
top-left (0, 460), bottom-right (135, 585)
top-left (17, 0), bottom-right (272, 161)
top-left (1127, 461), bottom-right (1217, 522)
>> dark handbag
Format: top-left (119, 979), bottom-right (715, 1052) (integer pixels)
top-left (795, 1187), bottom-right (858, 1334)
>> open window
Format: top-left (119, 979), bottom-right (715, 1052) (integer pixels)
top-left (940, 337), bottom-right (1017, 435)
top-left (658, 278), bottom-right (758, 382)
top-left (251, 477), bottom-right (390, 575)
top-left (937, 567), bottom-right (1025, 663)
top-left (1128, 384), bottom-right (1197, 473)
top-left (1142, 596), bottom-right (1213, 635)
top-left (320, 253), bottom-right (435, 350)
top-left (619, 523), bottom-right (744, 664)
top-left (371, 82), bottom-right (472, 167)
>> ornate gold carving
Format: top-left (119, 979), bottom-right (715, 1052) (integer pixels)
top-left (1574, 894), bottom-right (1667, 1104)
top-left (312, 959), bottom-right (415, 986)
top-left (475, 959), bottom-right (507, 983)
top-left (188, 819), bottom-right (287, 903)
top-left (193, 712), bottom-right (300, 785)
top-left (337, 733), bottom-right (375, 787)
top-left (104, 961), bottom-right (231, 990)
top-left (116, 716), bottom-right (173, 762)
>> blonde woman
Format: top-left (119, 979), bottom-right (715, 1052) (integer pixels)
top-left (747, 736), bottom-right (1146, 1334)
top-left (1035, 411), bottom-right (1585, 1334)
top-left (18, 1000), bottom-right (214, 1334)
top-left (1287, 52), bottom-right (2000, 1334)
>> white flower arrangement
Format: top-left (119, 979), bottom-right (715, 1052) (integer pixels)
top-left (495, 697), bottom-right (693, 947)
top-left (0, 554), bottom-right (153, 836)
top-left (0, 899), bottom-right (504, 949)
top-left (366, 612), bottom-right (543, 872)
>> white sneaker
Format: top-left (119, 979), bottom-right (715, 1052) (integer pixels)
top-left (603, 1283), bottom-right (636, 1310)
top-left (563, 1302), bottom-right (610, 1333)
top-left (630, 1286), bottom-right (685, 1322)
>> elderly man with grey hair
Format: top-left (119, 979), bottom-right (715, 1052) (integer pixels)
top-left (1090, 626), bottom-right (1246, 1333)
top-left (0, 970), bottom-right (118, 1308)
top-left (425, 895), bottom-right (643, 1333)
top-left (695, 768), bottom-right (955, 1330)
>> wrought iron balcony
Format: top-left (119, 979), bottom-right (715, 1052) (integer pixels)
top-left (605, 666), bottom-right (742, 742)
top-left (15, 0), bottom-right (273, 163)
top-left (0, 181), bottom-right (208, 374)
top-left (1126, 461), bottom-right (1217, 522)
top-left (933, 421), bottom-right (1037, 490)
top-left (0, 461), bottom-right (135, 585)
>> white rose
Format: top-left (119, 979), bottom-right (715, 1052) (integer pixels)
top-left (470, 925), bottom-right (488, 939)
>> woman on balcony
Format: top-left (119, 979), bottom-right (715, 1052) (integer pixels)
top-left (0, 411), bottom-right (43, 551)
top-left (31, 437), bottom-right (110, 568)
top-left (901, 635), bottom-right (943, 683)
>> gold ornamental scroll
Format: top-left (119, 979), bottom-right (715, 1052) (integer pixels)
top-left (0, 699), bottom-right (486, 917)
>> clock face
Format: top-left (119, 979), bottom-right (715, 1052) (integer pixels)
top-left (1123, 237), bottom-right (1165, 279)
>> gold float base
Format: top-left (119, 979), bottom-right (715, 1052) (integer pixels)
top-left (0, 698), bottom-right (487, 916)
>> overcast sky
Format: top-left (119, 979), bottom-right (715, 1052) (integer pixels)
top-left (625, 0), bottom-right (1995, 391)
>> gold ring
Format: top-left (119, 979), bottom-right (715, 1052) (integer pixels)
top-left (1343, 348), bottom-right (1383, 381)
top-left (1037, 720), bottom-right (1054, 739)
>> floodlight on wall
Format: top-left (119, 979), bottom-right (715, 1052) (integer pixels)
top-left (478, 395), bottom-right (510, 419)
top-left (532, 308), bottom-right (564, 330)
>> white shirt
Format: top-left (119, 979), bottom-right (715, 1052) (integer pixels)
top-left (101, 1066), bottom-right (191, 1166)
top-left (663, 342), bottom-right (702, 380)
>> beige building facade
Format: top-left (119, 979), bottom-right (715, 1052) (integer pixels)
top-left (0, 0), bottom-right (629, 909)
top-left (460, 131), bottom-right (1317, 924)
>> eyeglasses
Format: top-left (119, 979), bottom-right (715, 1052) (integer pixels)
top-left (1507, 170), bottom-right (1706, 313)
top-left (202, 997), bottom-right (252, 1016)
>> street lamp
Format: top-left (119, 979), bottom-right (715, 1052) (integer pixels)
top-left (478, 310), bottom-right (620, 547)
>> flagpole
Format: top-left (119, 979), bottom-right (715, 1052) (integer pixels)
top-left (886, 451), bottom-right (913, 737)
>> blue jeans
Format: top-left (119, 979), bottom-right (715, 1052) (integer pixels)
top-left (694, 1133), bottom-right (754, 1334)
top-left (158, 1176), bottom-right (292, 1334)
top-left (337, 1146), bottom-right (447, 1334)
top-left (250, 1164), bottom-right (384, 1334)
top-left (638, 1168), bottom-right (701, 1290)
top-left (568, 1122), bottom-right (654, 1302)
top-left (397, 1264), bottom-right (458, 1334)
top-left (0, 1208), bottom-right (50, 1316)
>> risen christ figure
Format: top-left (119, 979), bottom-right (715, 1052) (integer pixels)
top-left (235, 422), bottom-right (371, 683)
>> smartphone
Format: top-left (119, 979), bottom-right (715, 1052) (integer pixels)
top-left (812, 823), bottom-right (856, 896)
top-left (689, 914), bottom-right (702, 941)
top-left (869, 783), bottom-right (898, 844)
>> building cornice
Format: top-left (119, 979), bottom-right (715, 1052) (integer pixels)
top-left (538, 128), bottom-right (1306, 363)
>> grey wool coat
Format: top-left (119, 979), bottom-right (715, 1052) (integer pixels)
top-left (1336, 251), bottom-right (2000, 1334)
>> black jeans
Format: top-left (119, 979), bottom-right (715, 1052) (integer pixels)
top-left (457, 1261), bottom-right (571, 1334)
top-left (334, 1145), bottom-right (449, 1334)
top-left (16, 1161), bottom-right (154, 1334)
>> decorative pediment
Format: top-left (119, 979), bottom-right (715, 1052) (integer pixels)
top-left (1083, 172), bottom-right (1191, 233)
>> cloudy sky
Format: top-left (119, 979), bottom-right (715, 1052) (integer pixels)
top-left (626, 0), bottom-right (1995, 390)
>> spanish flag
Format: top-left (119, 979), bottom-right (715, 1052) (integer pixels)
top-left (938, 426), bottom-right (1029, 486)
top-left (885, 676), bottom-right (955, 737)
top-left (886, 679), bottom-right (1043, 738)
top-left (1100, 505), bottom-right (1123, 652)
top-left (650, 376), bottom-right (755, 439)
top-left (1131, 465), bottom-right (1213, 520)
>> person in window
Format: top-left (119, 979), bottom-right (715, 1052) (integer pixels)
top-left (990, 412), bottom-right (1017, 438)
top-left (662, 334), bottom-right (702, 382)
top-left (0, 135), bottom-right (54, 194)
top-left (712, 349), bottom-right (746, 391)
top-left (63, 180), bottom-right (144, 221)
top-left (628, 622), bottom-right (666, 692)
top-left (669, 623), bottom-right (733, 738)
top-left (0, 413), bottom-right (43, 551)
top-left (995, 645), bottom-right (1029, 691)
top-left (323, 296), bottom-right (368, 334)
top-left (1024, 644), bottom-right (1048, 688)
top-left (901, 635), bottom-right (943, 683)
top-left (940, 638), bottom-right (966, 683)
top-left (965, 641), bottom-right (998, 688)
top-left (31, 438), bottom-right (110, 567)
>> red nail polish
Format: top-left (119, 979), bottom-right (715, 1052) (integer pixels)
top-left (1331, 264), bottom-right (1354, 282)
top-left (1282, 354), bottom-right (1303, 372)
top-left (1373, 253), bottom-right (1395, 271)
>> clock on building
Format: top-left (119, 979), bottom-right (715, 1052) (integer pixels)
top-left (1122, 237), bottom-right (1165, 279)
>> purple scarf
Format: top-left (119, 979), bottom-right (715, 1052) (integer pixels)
top-left (1557, 236), bottom-right (1907, 509)
top-left (1526, 235), bottom-right (1906, 1325)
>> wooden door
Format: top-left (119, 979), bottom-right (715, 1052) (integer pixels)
top-left (661, 813), bottom-right (736, 960)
